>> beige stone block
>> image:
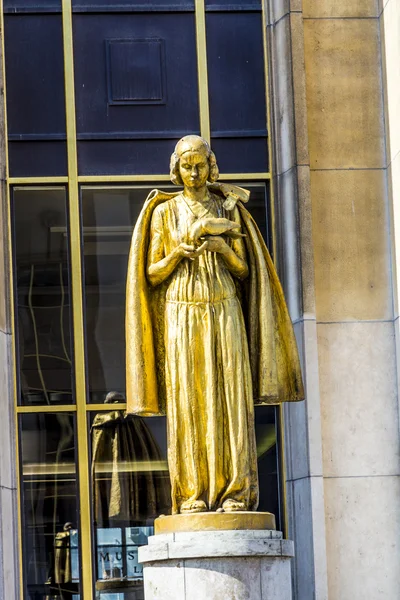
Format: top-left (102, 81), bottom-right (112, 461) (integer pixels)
top-left (324, 476), bottom-right (400, 600)
top-left (318, 321), bottom-right (399, 478)
top-left (304, 19), bottom-right (385, 169)
top-left (303, 0), bottom-right (379, 17)
top-left (311, 169), bottom-right (391, 321)
top-left (290, 0), bottom-right (302, 12)
top-left (297, 164), bottom-right (316, 318)
top-left (271, 15), bottom-right (296, 175)
top-left (290, 13), bottom-right (310, 168)
top-left (382, 0), bottom-right (400, 162)
top-left (388, 152), bottom-right (400, 317)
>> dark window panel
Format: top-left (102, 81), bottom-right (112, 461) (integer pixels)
top-left (77, 139), bottom-right (182, 175)
top-left (19, 412), bottom-right (81, 597)
top-left (73, 0), bottom-right (194, 10)
top-left (81, 186), bottom-right (172, 401)
top-left (3, 0), bottom-right (61, 12)
top-left (4, 15), bottom-right (66, 136)
top-left (206, 12), bottom-right (267, 134)
top-left (89, 409), bottom-right (170, 592)
top-left (106, 38), bottom-right (167, 106)
top-left (73, 13), bottom-right (199, 136)
top-left (12, 187), bottom-right (74, 406)
top-left (211, 137), bottom-right (268, 173)
top-left (8, 141), bottom-right (68, 177)
top-left (206, 0), bottom-right (261, 9)
top-left (255, 405), bottom-right (282, 531)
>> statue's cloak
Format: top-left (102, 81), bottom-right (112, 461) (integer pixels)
top-left (126, 186), bottom-right (304, 416)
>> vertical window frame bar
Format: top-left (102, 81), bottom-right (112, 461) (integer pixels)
top-left (61, 0), bottom-right (94, 597)
top-left (195, 0), bottom-right (211, 142)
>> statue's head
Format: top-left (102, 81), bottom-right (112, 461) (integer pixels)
top-left (170, 135), bottom-right (219, 188)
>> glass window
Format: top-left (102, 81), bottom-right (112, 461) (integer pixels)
top-left (90, 410), bottom-right (170, 598)
top-left (20, 412), bottom-right (81, 599)
top-left (12, 187), bottom-right (74, 406)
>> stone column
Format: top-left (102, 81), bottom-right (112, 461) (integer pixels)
top-left (139, 530), bottom-right (294, 600)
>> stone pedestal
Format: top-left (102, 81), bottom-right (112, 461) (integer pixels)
top-left (139, 529), bottom-right (294, 600)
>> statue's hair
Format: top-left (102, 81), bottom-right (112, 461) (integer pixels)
top-left (170, 137), bottom-right (219, 186)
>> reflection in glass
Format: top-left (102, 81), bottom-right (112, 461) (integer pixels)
top-left (90, 399), bottom-right (170, 599)
top-left (20, 413), bottom-right (80, 599)
top-left (91, 393), bottom-right (170, 526)
top-left (12, 187), bottom-right (73, 406)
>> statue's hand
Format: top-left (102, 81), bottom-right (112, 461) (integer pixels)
top-left (176, 241), bottom-right (208, 260)
top-left (203, 236), bottom-right (230, 255)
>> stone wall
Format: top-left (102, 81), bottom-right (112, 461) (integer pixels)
top-left (299, 0), bottom-right (400, 598)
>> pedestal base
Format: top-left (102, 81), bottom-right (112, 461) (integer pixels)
top-left (139, 530), bottom-right (294, 600)
top-left (155, 510), bottom-right (276, 534)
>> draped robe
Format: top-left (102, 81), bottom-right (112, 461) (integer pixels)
top-left (125, 185), bottom-right (304, 514)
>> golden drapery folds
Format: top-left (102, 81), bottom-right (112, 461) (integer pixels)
top-left (126, 185), bottom-right (304, 418)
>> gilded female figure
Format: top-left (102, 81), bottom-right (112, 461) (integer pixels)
top-left (126, 136), bottom-right (303, 515)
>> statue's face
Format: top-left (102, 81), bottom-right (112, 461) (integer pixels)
top-left (179, 150), bottom-right (210, 189)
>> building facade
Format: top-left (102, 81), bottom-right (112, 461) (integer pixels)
top-left (0, 0), bottom-right (399, 599)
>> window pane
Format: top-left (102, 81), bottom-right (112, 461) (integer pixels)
top-left (81, 186), bottom-right (166, 403)
top-left (255, 405), bottom-right (282, 530)
top-left (12, 187), bottom-right (74, 406)
top-left (20, 412), bottom-right (81, 599)
top-left (90, 410), bottom-right (170, 598)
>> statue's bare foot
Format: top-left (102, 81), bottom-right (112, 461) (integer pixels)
top-left (180, 500), bottom-right (208, 514)
top-left (222, 499), bottom-right (246, 512)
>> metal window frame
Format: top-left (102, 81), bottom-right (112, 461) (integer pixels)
top-left (0, 1), bottom-right (286, 597)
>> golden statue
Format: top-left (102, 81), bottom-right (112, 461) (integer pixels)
top-left (126, 135), bottom-right (304, 516)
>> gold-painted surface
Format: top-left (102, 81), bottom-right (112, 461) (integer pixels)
top-left (126, 136), bottom-right (304, 517)
top-left (62, 0), bottom-right (94, 596)
top-left (16, 404), bottom-right (77, 413)
top-left (155, 511), bottom-right (276, 534)
top-left (219, 172), bottom-right (271, 181)
top-left (194, 0), bottom-right (211, 142)
top-left (9, 176), bottom-right (69, 184)
top-left (86, 402), bottom-right (127, 412)
top-left (78, 174), bottom-right (171, 183)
